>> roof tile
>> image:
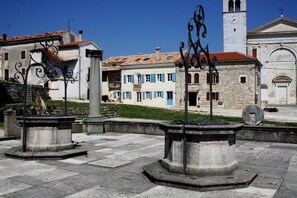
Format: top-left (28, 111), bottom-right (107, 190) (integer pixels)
top-left (104, 51), bottom-right (258, 67)
top-left (3, 30), bottom-right (69, 42)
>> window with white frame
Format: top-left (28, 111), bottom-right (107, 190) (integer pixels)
top-left (145, 92), bottom-right (151, 99)
top-left (127, 75), bottom-right (132, 82)
top-left (157, 91), bottom-right (162, 97)
top-left (240, 75), bottom-right (247, 84)
top-left (157, 74), bottom-right (162, 82)
top-left (146, 74), bottom-right (151, 82)
top-left (126, 92), bottom-right (131, 99)
top-left (167, 73), bottom-right (173, 81)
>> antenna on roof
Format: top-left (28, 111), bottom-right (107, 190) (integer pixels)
top-left (68, 18), bottom-right (74, 30)
top-left (279, 7), bottom-right (285, 17)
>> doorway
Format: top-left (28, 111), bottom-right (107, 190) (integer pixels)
top-left (166, 91), bottom-right (173, 106)
top-left (277, 86), bottom-right (287, 105)
top-left (189, 92), bottom-right (197, 106)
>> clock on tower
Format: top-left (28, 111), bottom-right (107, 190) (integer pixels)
top-left (223, 0), bottom-right (247, 54)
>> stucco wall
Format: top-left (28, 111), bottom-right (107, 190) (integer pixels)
top-left (121, 64), bottom-right (176, 107)
top-left (247, 36), bottom-right (297, 105)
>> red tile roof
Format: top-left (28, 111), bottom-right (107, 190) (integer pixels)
top-left (209, 52), bottom-right (257, 61)
top-left (2, 30), bottom-right (69, 42)
top-left (104, 51), bottom-right (260, 67)
top-left (104, 52), bottom-right (180, 66)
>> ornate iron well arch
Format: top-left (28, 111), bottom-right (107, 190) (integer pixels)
top-left (143, 3), bottom-right (257, 191)
top-left (11, 33), bottom-right (82, 155)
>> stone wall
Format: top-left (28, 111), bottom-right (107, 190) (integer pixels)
top-left (0, 82), bottom-right (49, 105)
top-left (175, 62), bottom-right (261, 110)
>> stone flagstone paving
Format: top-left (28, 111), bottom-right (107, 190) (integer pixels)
top-left (0, 132), bottom-right (297, 197)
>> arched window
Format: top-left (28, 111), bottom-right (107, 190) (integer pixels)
top-left (194, 73), bottom-right (199, 83)
top-left (235, 0), bottom-right (241, 11)
top-left (228, 0), bottom-right (234, 12)
top-left (187, 73), bottom-right (192, 83)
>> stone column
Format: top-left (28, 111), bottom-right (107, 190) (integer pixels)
top-left (4, 110), bottom-right (21, 138)
top-left (84, 49), bottom-right (104, 134)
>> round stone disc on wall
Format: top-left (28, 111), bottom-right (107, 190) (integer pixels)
top-left (242, 105), bottom-right (264, 125)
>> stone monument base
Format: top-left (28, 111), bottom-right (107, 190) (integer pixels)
top-left (143, 160), bottom-right (257, 191)
top-left (5, 115), bottom-right (87, 160)
top-left (143, 121), bottom-right (258, 191)
top-left (18, 116), bottom-right (76, 152)
top-left (5, 146), bottom-right (87, 160)
top-left (84, 116), bottom-right (104, 134)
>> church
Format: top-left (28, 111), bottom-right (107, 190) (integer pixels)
top-left (223, 0), bottom-right (297, 106)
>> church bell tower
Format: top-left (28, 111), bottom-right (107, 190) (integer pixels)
top-left (223, 0), bottom-right (247, 54)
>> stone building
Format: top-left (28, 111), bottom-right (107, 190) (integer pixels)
top-left (175, 52), bottom-right (261, 110)
top-left (223, 0), bottom-right (297, 106)
top-left (103, 49), bottom-right (261, 110)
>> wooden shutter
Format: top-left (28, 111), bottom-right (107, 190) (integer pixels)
top-left (215, 92), bottom-right (219, 100)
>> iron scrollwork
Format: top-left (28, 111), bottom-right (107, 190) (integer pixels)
top-left (14, 33), bottom-right (76, 152)
top-left (178, 4), bottom-right (218, 174)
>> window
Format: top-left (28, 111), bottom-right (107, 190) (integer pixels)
top-left (21, 50), bottom-right (26, 60)
top-left (206, 92), bottom-right (219, 100)
top-left (145, 92), bottom-right (151, 99)
top-left (194, 73), bottom-right (199, 83)
top-left (137, 92), bottom-right (142, 102)
top-left (4, 69), bottom-right (9, 81)
top-left (157, 74), bottom-right (162, 82)
top-left (22, 68), bottom-right (26, 75)
top-left (240, 76), bottom-right (247, 83)
top-left (207, 73), bottom-right (219, 84)
top-left (146, 74), bottom-right (151, 82)
top-left (4, 52), bottom-right (9, 61)
top-left (127, 75), bottom-right (132, 83)
top-left (252, 49), bottom-right (257, 58)
top-left (137, 74), bottom-right (141, 84)
top-left (157, 91), bottom-right (162, 97)
top-left (187, 74), bottom-right (192, 83)
top-left (125, 92), bottom-right (131, 99)
top-left (87, 68), bottom-right (90, 82)
top-left (235, 0), bottom-right (241, 11)
top-left (167, 73), bottom-right (173, 81)
top-left (228, 0), bottom-right (234, 12)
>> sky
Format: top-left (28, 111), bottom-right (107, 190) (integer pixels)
top-left (1, 0), bottom-right (297, 60)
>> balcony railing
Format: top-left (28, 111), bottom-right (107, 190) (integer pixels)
top-left (133, 83), bottom-right (142, 91)
top-left (109, 81), bottom-right (121, 89)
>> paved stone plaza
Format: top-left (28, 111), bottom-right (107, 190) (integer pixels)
top-left (0, 132), bottom-right (296, 197)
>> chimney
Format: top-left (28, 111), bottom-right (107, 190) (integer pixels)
top-left (155, 47), bottom-right (161, 60)
top-left (156, 47), bottom-right (161, 54)
top-left (78, 30), bottom-right (83, 41)
top-left (2, 33), bottom-right (7, 41)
